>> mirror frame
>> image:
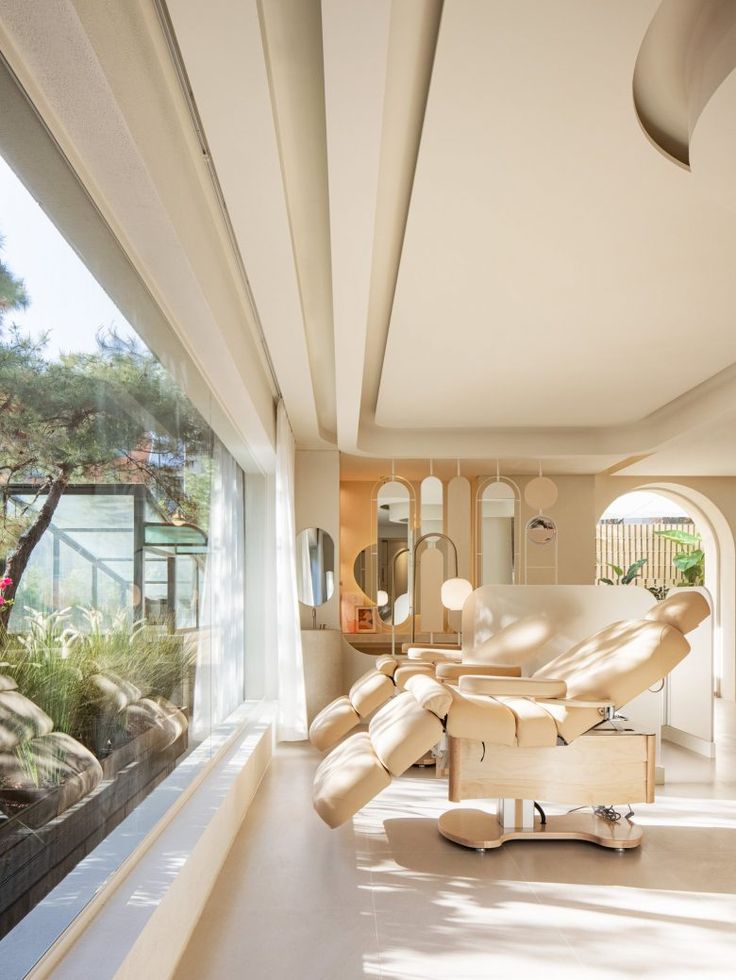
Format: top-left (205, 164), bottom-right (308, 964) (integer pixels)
top-left (475, 476), bottom-right (520, 586)
top-left (295, 526), bottom-right (336, 607)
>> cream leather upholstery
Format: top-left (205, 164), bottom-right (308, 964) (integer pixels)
top-left (309, 696), bottom-right (361, 752)
top-left (405, 648), bottom-right (463, 664)
top-left (375, 655), bottom-right (399, 677)
top-left (457, 676), bottom-right (567, 698)
top-left (435, 663), bottom-right (522, 681)
top-left (313, 592), bottom-right (710, 827)
top-left (445, 686), bottom-right (518, 744)
top-left (468, 617), bottom-right (554, 666)
top-left (393, 662), bottom-right (436, 689)
top-left (313, 733), bottom-right (391, 829)
top-left (369, 693), bottom-right (443, 776)
top-left (349, 670), bottom-right (395, 716)
top-left (644, 590), bottom-right (710, 634)
top-left (404, 674), bottom-right (453, 717)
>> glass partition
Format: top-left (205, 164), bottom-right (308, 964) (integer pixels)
top-left (0, 142), bottom-right (252, 942)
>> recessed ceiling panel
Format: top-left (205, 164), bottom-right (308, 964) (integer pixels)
top-left (376, 0), bottom-right (736, 430)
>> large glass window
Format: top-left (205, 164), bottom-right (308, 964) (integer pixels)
top-left (0, 148), bottom-right (250, 938)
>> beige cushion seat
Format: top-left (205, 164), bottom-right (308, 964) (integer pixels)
top-left (309, 696), bottom-right (361, 751)
top-left (308, 664), bottom-right (400, 751)
top-left (349, 670), bottom-right (394, 716)
top-left (393, 662), bottom-right (436, 689)
top-left (369, 692), bottom-right (443, 776)
top-left (313, 732), bottom-right (391, 829)
top-left (313, 680), bottom-right (451, 827)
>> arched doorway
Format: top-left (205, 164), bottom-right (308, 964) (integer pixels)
top-left (597, 484), bottom-right (735, 703)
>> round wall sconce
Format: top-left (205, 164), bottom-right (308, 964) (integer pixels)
top-left (440, 577), bottom-right (473, 611)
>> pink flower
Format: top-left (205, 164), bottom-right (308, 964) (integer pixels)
top-left (0, 577), bottom-right (12, 588)
top-left (0, 597), bottom-right (5, 606)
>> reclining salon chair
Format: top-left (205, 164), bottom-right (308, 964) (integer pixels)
top-left (308, 621), bottom-right (543, 753)
top-left (312, 591), bottom-right (709, 851)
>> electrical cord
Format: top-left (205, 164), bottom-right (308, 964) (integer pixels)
top-left (567, 804), bottom-right (635, 822)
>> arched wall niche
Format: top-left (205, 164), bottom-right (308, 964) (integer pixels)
top-left (596, 481), bottom-right (735, 701)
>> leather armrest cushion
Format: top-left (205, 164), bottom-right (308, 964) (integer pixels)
top-left (540, 697), bottom-right (616, 709)
top-left (407, 648), bottom-right (463, 663)
top-left (401, 642), bottom-right (460, 654)
top-left (436, 663), bottom-right (522, 681)
top-left (458, 676), bottom-right (567, 698)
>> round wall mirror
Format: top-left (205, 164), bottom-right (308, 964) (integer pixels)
top-left (296, 527), bottom-right (336, 606)
top-left (527, 515), bottom-right (557, 546)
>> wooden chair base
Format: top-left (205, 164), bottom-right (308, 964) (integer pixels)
top-left (438, 807), bottom-right (643, 851)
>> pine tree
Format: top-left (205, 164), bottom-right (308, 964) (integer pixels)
top-left (0, 241), bottom-right (210, 630)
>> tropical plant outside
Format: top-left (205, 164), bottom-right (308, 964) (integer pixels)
top-left (598, 558), bottom-right (648, 586)
top-left (654, 528), bottom-right (705, 586)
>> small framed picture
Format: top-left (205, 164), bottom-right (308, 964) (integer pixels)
top-left (355, 606), bottom-right (376, 633)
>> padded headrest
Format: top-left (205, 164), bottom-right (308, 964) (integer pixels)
top-left (534, 620), bottom-right (689, 708)
top-left (645, 591), bottom-right (710, 635)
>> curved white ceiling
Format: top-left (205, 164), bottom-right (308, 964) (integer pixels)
top-left (5, 0), bottom-right (736, 474)
top-left (377, 0), bottom-right (736, 429)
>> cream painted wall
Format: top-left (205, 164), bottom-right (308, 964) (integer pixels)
top-left (295, 450), bottom-right (341, 629)
top-left (514, 475), bottom-right (597, 586)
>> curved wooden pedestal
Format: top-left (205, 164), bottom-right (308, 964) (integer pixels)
top-left (439, 808), bottom-right (643, 851)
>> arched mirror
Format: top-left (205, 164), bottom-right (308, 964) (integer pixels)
top-left (353, 479), bottom-right (413, 625)
top-left (477, 478), bottom-right (519, 585)
top-left (296, 527), bottom-right (335, 606)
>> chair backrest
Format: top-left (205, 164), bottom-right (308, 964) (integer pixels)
top-left (533, 591), bottom-right (710, 708)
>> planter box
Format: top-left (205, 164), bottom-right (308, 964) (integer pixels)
top-left (0, 724), bottom-right (188, 939)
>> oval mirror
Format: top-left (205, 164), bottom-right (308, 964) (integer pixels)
top-left (296, 527), bottom-right (336, 606)
top-left (353, 479), bottom-right (412, 625)
top-left (353, 544), bottom-right (410, 625)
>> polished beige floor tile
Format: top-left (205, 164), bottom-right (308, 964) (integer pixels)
top-left (175, 702), bottom-right (736, 980)
top-left (176, 907), bottom-right (381, 980)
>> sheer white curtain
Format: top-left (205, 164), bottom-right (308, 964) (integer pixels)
top-left (192, 437), bottom-right (246, 740)
top-left (275, 400), bottom-right (308, 740)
